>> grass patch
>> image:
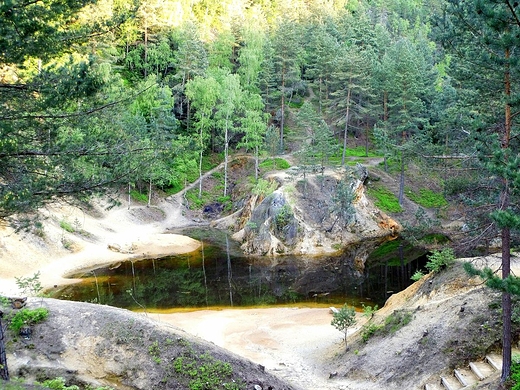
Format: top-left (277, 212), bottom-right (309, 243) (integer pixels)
top-left (186, 154), bottom-right (222, 183)
top-left (329, 146), bottom-right (381, 165)
top-left (130, 189), bottom-right (148, 203)
top-left (361, 310), bottom-right (413, 342)
top-left (368, 239), bottom-right (402, 259)
top-left (185, 189), bottom-right (207, 209)
top-left (259, 158), bottom-right (290, 170)
top-left (405, 187), bottom-right (447, 208)
top-left (367, 186), bottom-right (403, 213)
top-left (383, 310), bottom-right (413, 333)
top-left (173, 352), bottom-right (245, 390)
top-left (59, 220), bottom-right (75, 233)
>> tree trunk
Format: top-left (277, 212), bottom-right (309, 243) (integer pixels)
top-left (280, 64), bottom-right (286, 153)
top-left (341, 85), bottom-right (352, 166)
top-left (224, 120), bottom-right (229, 197)
top-left (501, 47), bottom-right (512, 383)
top-left (398, 147), bottom-right (405, 207)
top-left (0, 312), bottom-right (9, 381)
top-left (254, 145), bottom-right (259, 181)
top-left (501, 225), bottom-right (512, 382)
top-left (147, 178), bottom-right (152, 207)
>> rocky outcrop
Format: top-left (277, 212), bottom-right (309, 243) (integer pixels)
top-left (232, 164), bottom-right (400, 257)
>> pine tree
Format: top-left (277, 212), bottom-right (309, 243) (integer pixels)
top-left (439, 0), bottom-right (520, 381)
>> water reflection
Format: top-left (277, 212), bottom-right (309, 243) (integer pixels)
top-left (49, 231), bottom-right (427, 310)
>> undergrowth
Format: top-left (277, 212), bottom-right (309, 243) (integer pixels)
top-left (259, 158), bottom-right (290, 170)
top-left (405, 187), bottom-right (447, 208)
top-left (366, 186), bottom-right (403, 213)
top-left (9, 307), bottom-right (49, 333)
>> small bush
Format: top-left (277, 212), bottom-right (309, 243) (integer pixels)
top-left (15, 271), bottom-right (43, 296)
top-left (185, 189), bottom-right (205, 209)
top-left (38, 377), bottom-right (79, 390)
top-left (252, 179), bottom-right (278, 197)
top-left (361, 322), bottom-right (382, 342)
top-left (411, 270), bottom-right (425, 281)
top-left (173, 352), bottom-right (244, 390)
top-left (511, 357), bottom-right (520, 390)
top-left (9, 307), bottom-right (49, 333)
top-left (383, 310), bottom-right (413, 333)
top-left (425, 248), bottom-right (455, 273)
top-left (59, 220), bottom-right (75, 233)
top-left (362, 304), bottom-right (379, 319)
top-left (274, 204), bottom-right (293, 231)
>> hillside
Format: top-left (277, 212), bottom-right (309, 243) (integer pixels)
top-left (4, 258), bottom-right (519, 390)
top-left (0, 155), bottom-right (512, 390)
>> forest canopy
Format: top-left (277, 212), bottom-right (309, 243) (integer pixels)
top-left (0, 0), bottom-right (519, 252)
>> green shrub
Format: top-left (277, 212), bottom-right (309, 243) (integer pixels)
top-left (252, 179), bottom-right (278, 197)
top-left (331, 304), bottom-right (357, 349)
top-left (361, 322), bottom-right (382, 342)
top-left (367, 186), bottom-right (403, 213)
top-left (425, 248), bottom-right (455, 273)
top-left (39, 377), bottom-right (79, 390)
top-left (15, 271), bottom-right (43, 296)
top-left (59, 220), bottom-right (75, 233)
top-left (362, 304), bottom-right (379, 319)
top-left (173, 352), bottom-right (244, 390)
top-left (411, 270), bottom-right (425, 281)
top-left (383, 310), bottom-right (413, 333)
top-left (511, 355), bottom-right (520, 390)
top-left (274, 204), bottom-right (293, 231)
top-left (9, 307), bottom-right (49, 333)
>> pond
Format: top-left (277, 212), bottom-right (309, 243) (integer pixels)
top-left (48, 229), bottom-right (428, 311)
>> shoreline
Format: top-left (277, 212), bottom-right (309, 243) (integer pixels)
top-left (0, 199), bottom-right (200, 296)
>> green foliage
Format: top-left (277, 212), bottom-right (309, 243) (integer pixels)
top-left (383, 310), bottom-right (413, 333)
top-left (511, 354), bottom-right (520, 390)
top-left (331, 304), bottom-right (357, 348)
top-left (251, 179), bottom-right (277, 197)
top-left (9, 307), bottom-right (49, 333)
top-left (425, 248), bottom-right (455, 273)
top-left (173, 352), bottom-right (244, 390)
top-left (405, 188), bottom-right (447, 208)
top-left (464, 263), bottom-right (520, 296)
top-left (15, 271), bottom-right (43, 297)
top-left (367, 186), bottom-right (403, 213)
top-left (259, 158), bottom-right (290, 170)
top-left (361, 322), bottom-right (382, 343)
top-left (60, 220), bottom-right (75, 233)
top-left (362, 304), bottom-right (379, 319)
top-left (330, 175), bottom-right (356, 226)
top-left (411, 270), bottom-right (425, 281)
top-left (149, 340), bottom-right (162, 364)
top-left (130, 189), bottom-right (148, 203)
top-left (38, 377), bottom-right (79, 390)
top-left (186, 189), bottom-right (206, 209)
top-left (274, 204), bottom-right (294, 232)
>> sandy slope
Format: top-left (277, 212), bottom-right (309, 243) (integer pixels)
top-left (156, 307), bottom-right (360, 390)
top-left (0, 196), bottom-right (200, 295)
top-left (1, 192), bottom-right (515, 390)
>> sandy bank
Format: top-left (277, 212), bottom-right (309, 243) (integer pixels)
top-left (0, 198), bottom-right (201, 296)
